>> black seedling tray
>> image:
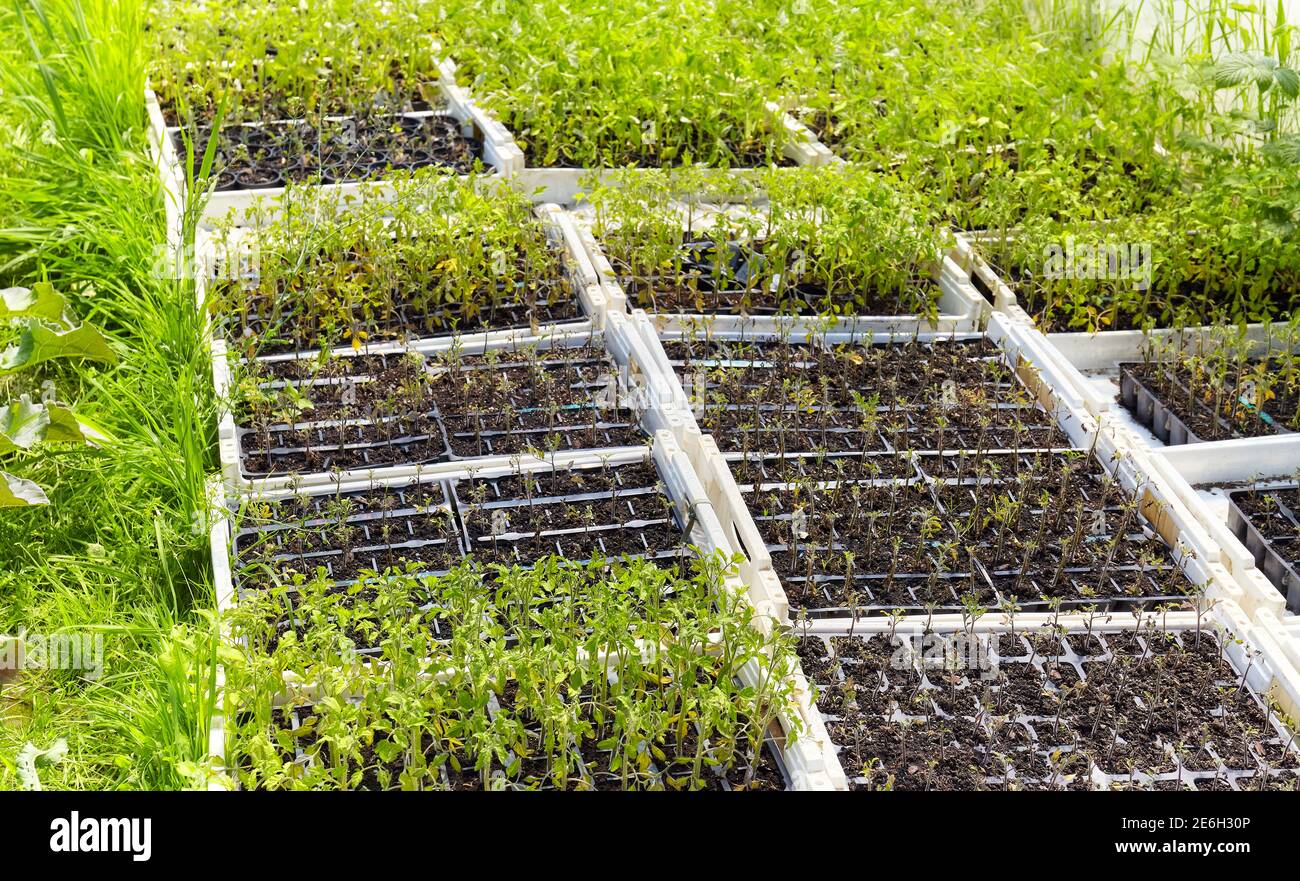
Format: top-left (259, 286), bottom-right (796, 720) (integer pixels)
top-left (669, 336), bottom-right (1072, 459)
top-left (228, 279), bottom-right (584, 358)
top-left (450, 459), bottom-right (691, 569)
top-left (738, 453), bottom-right (1190, 617)
top-left (229, 459), bottom-right (698, 655)
top-left (234, 343), bottom-right (647, 478)
top-left (1119, 363), bottom-right (1293, 445)
top-left (1120, 364), bottom-right (1214, 445)
top-left (270, 693), bottom-right (792, 791)
top-left (232, 481), bottom-right (465, 593)
top-left (231, 459), bottom-right (693, 590)
top-left (175, 111), bottom-right (481, 191)
top-left (611, 236), bottom-right (939, 317)
top-left (1226, 485), bottom-right (1300, 613)
top-left (220, 234), bottom-right (586, 358)
top-left (237, 407), bottom-right (454, 478)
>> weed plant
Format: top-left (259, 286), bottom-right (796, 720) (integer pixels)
top-left (0, 0), bottom-right (219, 790)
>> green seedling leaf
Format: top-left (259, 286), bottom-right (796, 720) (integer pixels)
top-left (0, 283), bottom-right (67, 322)
top-left (0, 322), bottom-right (117, 374)
top-left (0, 472), bottom-right (49, 508)
top-left (43, 404), bottom-right (89, 443)
top-left (1275, 67), bottom-right (1300, 99)
top-left (1263, 133), bottom-right (1300, 163)
top-left (1213, 52), bottom-right (1300, 97)
top-left (374, 740), bottom-right (402, 763)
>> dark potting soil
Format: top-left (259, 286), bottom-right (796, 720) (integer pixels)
top-left (608, 235), bottom-right (941, 317)
top-left (743, 454), bottom-right (1190, 613)
top-left (175, 112), bottom-right (480, 191)
top-left (744, 452), bottom-right (1188, 615)
top-left (665, 333), bottom-right (1157, 612)
top-left (1123, 359), bottom-right (1299, 442)
top-left (234, 343), bottom-right (645, 477)
top-left (798, 627), bottom-right (1300, 791)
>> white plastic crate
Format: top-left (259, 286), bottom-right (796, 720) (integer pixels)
top-left (949, 230), bottom-right (1035, 325)
top-left (970, 326), bottom-right (1260, 620)
top-left (1257, 608), bottom-right (1300, 704)
top-left (1027, 325), bottom-right (1300, 618)
top-left (146, 77), bottom-right (524, 229)
top-left (205, 476), bottom-right (235, 790)
top-left (1040, 323), bottom-right (1300, 449)
top-left (630, 310), bottom-right (1251, 630)
top-left (951, 235), bottom-right (1298, 453)
top-left (569, 205), bottom-right (990, 336)
top-left (206, 431), bottom-right (843, 789)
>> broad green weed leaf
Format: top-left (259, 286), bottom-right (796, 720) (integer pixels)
top-left (0, 322), bottom-right (117, 374)
top-left (0, 472), bottom-right (49, 508)
top-left (44, 403), bottom-right (106, 444)
top-left (0, 396), bottom-right (51, 453)
top-left (0, 283), bottom-right (66, 321)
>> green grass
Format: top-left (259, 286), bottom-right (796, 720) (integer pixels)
top-left (0, 0), bottom-right (218, 790)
